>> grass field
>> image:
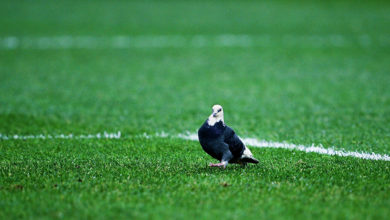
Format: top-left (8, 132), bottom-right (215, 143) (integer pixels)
top-left (1, 0), bottom-right (390, 219)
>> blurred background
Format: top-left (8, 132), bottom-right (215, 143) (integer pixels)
top-left (1, 0), bottom-right (389, 152)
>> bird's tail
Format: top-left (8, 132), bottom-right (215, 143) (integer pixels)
top-left (241, 146), bottom-right (259, 164)
top-left (241, 156), bottom-right (259, 164)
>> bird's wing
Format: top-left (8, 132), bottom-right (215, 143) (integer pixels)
top-left (223, 126), bottom-right (259, 164)
top-left (223, 126), bottom-right (245, 158)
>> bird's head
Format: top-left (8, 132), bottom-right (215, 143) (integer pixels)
top-left (205, 104), bottom-right (224, 126)
top-left (207, 104), bottom-right (224, 126)
top-left (211, 104), bottom-right (224, 118)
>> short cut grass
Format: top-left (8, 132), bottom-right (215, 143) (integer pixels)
top-left (1, 0), bottom-right (390, 219)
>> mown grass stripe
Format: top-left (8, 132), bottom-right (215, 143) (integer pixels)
top-left (1, 131), bottom-right (389, 161)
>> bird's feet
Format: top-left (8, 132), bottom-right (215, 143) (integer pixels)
top-left (209, 162), bottom-right (226, 168)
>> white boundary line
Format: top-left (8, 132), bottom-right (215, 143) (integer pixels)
top-left (1, 131), bottom-right (389, 162)
top-left (0, 34), bottom-right (389, 49)
top-left (0, 132), bottom-right (121, 140)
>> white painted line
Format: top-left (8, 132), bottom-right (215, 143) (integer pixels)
top-left (1, 131), bottom-right (389, 162)
top-left (172, 132), bottom-right (390, 161)
top-left (0, 132), bottom-right (121, 140)
top-left (0, 34), bottom-right (389, 50)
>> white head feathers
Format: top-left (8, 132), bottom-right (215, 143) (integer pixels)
top-left (207, 104), bottom-right (224, 126)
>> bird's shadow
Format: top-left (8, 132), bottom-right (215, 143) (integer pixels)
top-left (187, 163), bottom-right (260, 175)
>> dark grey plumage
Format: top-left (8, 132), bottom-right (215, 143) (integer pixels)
top-left (198, 105), bottom-right (259, 167)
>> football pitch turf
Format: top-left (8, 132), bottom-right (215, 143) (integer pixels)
top-left (1, 0), bottom-right (390, 219)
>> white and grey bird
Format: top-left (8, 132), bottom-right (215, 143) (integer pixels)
top-left (198, 104), bottom-right (259, 168)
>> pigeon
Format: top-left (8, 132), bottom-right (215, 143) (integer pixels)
top-left (198, 104), bottom-right (259, 168)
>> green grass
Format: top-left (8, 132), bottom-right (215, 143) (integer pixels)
top-left (1, 0), bottom-right (390, 219)
top-left (1, 138), bottom-right (390, 219)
